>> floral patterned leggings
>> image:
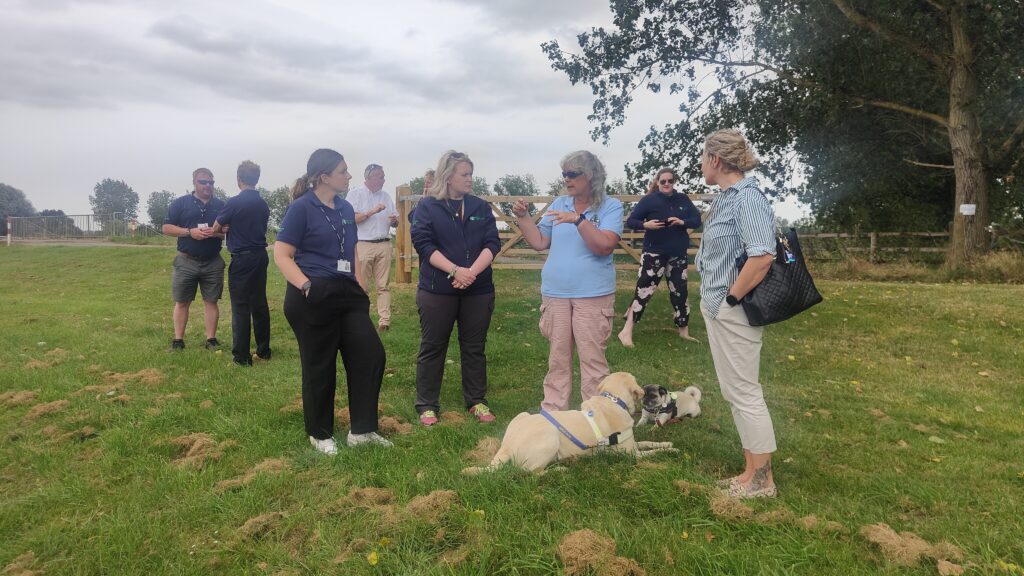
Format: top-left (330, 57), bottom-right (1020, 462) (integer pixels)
top-left (627, 252), bottom-right (690, 327)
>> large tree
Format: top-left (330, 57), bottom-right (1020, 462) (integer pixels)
top-left (543, 0), bottom-right (1024, 267)
top-left (37, 209), bottom-right (84, 236)
top-left (0, 183), bottom-right (36, 221)
top-left (492, 174), bottom-right (541, 217)
top-left (90, 178), bottom-right (139, 219)
top-left (146, 190), bottom-right (174, 227)
top-left (259, 186), bottom-right (291, 229)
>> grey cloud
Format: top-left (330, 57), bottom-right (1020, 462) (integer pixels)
top-left (445, 0), bottom-right (608, 31)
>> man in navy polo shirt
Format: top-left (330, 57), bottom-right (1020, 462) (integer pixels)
top-left (162, 168), bottom-right (227, 351)
top-left (213, 161), bottom-right (271, 366)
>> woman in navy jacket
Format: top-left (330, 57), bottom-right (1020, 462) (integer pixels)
top-left (618, 167), bottom-right (703, 347)
top-left (411, 150), bottom-right (501, 426)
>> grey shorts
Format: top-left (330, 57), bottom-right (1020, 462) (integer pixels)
top-left (172, 252), bottom-right (225, 303)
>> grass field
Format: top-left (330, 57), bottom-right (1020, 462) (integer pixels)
top-left (1, 245), bottom-right (1022, 575)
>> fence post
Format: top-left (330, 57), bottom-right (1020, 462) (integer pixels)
top-left (869, 232), bottom-right (878, 263)
top-left (394, 185), bottom-right (412, 284)
top-left (5, 216), bottom-right (10, 246)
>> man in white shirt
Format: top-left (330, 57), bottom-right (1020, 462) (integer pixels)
top-left (347, 163), bottom-right (399, 330)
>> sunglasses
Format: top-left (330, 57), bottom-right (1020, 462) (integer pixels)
top-left (196, 179), bottom-right (215, 186)
top-left (561, 170), bottom-right (584, 179)
top-left (659, 178), bottom-right (675, 185)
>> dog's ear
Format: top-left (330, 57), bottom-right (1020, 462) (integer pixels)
top-left (630, 382), bottom-right (644, 402)
top-left (659, 386), bottom-right (668, 396)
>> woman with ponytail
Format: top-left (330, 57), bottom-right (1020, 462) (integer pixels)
top-left (273, 148), bottom-right (392, 455)
top-left (618, 167), bottom-right (703, 347)
top-left (695, 129), bottom-right (778, 498)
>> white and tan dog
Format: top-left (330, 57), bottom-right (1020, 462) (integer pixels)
top-left (462, 372), bottom-right (676, 474)
top-left (636, 384), bottom-right (702, 427)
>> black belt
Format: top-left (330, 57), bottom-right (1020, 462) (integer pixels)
top-left (230, 249), bottom-right (265, 256)
top-left (178, 251), bottom-right (217, 262)
top-left (361, 238), bottom-right (391, 243)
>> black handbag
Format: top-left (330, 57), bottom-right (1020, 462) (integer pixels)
top-left (736, 227), bottom-right (822, 326)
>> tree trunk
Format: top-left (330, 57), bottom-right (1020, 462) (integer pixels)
top-left (946, 2), bottom-right (989, 268)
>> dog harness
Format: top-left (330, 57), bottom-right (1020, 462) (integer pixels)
top-left (656, 392), bottom-right (679, 420)
top-left (540, 392), bottom-right (634, 451)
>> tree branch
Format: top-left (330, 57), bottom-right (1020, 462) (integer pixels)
top-left (995, 117), bottom-right (1024, 165)
top-left (923, 0), bottom-right (949, 18)
top-left (853, 97), bottom-right (950, 127)
top-left (831, 0), bottom-right (948, 69)
top-left (685, 69), bottom-right (771, 120)
top-left (903, 158), bottom-right (955, 169)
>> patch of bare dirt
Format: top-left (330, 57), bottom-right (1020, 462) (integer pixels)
top-left (379, 415), bottom-right (413, 435)
top-left (910, 423), bottom-right (934, 434)
top-left (169, 433), bottom-right (235, 469)
top-left (334, 407), bottom-right (351, 427)
top-left (86, 364), bottom-right (103, 372)
top-left (937, 559), bottom-right (965, 575)
top-left (797, 515), bottom-right (819, 529)
top-left (44, 348), bottom-right (69, 360)
top-left (344, 486), bottom-right (396, 507)
top-left (73, 385), bottom-right (119, 398)
top-left (755, 508), bottom-right (797, 525)
top-left (24, 400), bottom-right (70, 420)
top-left (280, 397), bottom-right (302, 414)
top-left (859, 523), bottom-right (963, 567)
top-left (62, 426), bottom-right (98, 442)
top-left (22, 359), bottom-right (50, 370)
top-left (1, 391), bottom-right (37, 407)
top-left (868, 408), bottom-right (892, 422)
top-left (709, 493), bottom-right (754, 521)
top-left (103, 368), bottom-right (164, 386)
top-left (39, 425), bottom-right (60, 438)
top-left (199, 400), bottom-right (214, 409)
top-left (236, 512), bottom-right (287, 541)
top-left (558, 529), bottom-right (646, 576)
top-left (405, 490), bottom-right (459, 523)
top-left (464, 437), bottom-right (501, 464)
top-left (109, 394), bottom-right (131, 404)
top-left (1, 551), bottom-right (43, 576)
top-left (216, 459), bottom-right (290, 491)
top-left (441, 410), bottom-right (468, 424)
top-left (157, 393), bottom-right (183, 402)
top-left (673, 480), bottom-right (708, 497)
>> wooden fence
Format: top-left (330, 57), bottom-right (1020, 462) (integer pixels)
top-left (391, 185), bottom-right (951, 284)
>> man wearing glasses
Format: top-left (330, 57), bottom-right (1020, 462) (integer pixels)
top-left (162, 168), bottom-right (227, 351)
top-left (346, 163), bottom-right (398, 330)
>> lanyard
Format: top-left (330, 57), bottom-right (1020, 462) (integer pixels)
top-left (190, 194), bottom-right (209, 220)
top-left (315, 202), bottom-right (348, 259)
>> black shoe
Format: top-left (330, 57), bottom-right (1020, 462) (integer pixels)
top-left (253, 351), bottom-right (272, 362)
top-left (169, 339), bottom-right (185, 351)
top-left (232, 357), bottom-right (252, 367)
top-left (204, 338), bottom-right (221, 351)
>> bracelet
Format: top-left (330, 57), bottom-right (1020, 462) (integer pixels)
top-left (448, 265), bottom-right (458, 279)
top-left (182, 228), bottom-right (191, 238)
top-left (573, 213), bottom-right (586, 226)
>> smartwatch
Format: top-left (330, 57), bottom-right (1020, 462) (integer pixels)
top-left (573, 213), bottom-right (586, 226)
top-left (301, 280), bottom-right (312, 297)
top-left (726, 294), bottom-right (740, 307)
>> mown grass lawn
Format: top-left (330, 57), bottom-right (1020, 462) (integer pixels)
top-left (1, 245), bottom-right (1022, 575)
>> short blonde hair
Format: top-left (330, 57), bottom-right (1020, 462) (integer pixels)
top-left (560, 150), bottom-right (608, 210)
top-left (430, 151), bottom-right (473, 200)
top-left (703, 129), bottom-right (758, 173)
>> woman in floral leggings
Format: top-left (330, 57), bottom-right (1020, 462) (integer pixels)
top-left (618, 167), bottom-right (703, 347)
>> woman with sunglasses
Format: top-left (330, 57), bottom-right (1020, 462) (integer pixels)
top-left (618, 167), bottom-right (703, 347)
top-left (512, 151), bottom-right (623, 411)
top-left (273, 148), bottom-right (392, 455)
top-left (411, 151), bottom-right (501, 425)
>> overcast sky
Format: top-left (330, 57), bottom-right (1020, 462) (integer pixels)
top-left (0, 0), bottom-right (806, 223)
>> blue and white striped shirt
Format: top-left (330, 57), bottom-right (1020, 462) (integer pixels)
top-left (695, 176), bottom-right (776, 318)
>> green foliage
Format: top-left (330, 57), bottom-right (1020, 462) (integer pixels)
top-left (89, 178), bottom-right (138, 220)
top-left (36, 209), bottom-right (84, 236)
top-left (409, 176), bottom-right (426, 196)
top-left (259, 186), bottom-right (290, 229)
top-left (492, 174), bottom-right (540, 217)
top-left (542, 1), bottom-right (1024, 232)
top-left (1, 247), bottom-right (1023, 574)
top-left (471, 176), bottom-right (489, 197)
top-left (0, 183), bottom-right (36, 220)
top-left (146, 190), bottom-right (174, 227)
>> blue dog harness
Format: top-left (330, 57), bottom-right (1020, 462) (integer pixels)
top-left (540, 392), bottom-right (634, 451)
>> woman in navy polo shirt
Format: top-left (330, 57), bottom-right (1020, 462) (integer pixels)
top-left (618, 167), bottom-right (703, 347)
top-left (273, 148), bottom-right (392, 455)
top-left (410, 150), bottom-right (501, 426)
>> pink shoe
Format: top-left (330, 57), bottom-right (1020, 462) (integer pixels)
top-left (468, 404), bottom-right (495, 423)
top-left (419, 410), bottom-right (438, 426)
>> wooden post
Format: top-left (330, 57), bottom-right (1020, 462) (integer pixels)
top-left (869, 232), bottom-right (878, 263)
top-left (394, 184), bottom-right (412, 284)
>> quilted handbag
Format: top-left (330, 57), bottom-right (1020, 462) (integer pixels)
top-left (738, 228), bottom-right (822, 326)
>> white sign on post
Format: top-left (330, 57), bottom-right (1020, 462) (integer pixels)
top-left (959, 204), bottom-right (976, 216)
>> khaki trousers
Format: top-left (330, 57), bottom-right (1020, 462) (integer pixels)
top-left (539, 294), bottom-right (615, 411)
top-left (357, 240), bottom-right (392, 325)
top-left (702, 301), bottom-right (777, 454)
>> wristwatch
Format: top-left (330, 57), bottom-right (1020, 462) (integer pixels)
top-left (573, 213), bottom-right (586, 226)
top-left (726, 294), bottom-right (740, 307)
top-left (301, 280), bottom-right (312, 297)
top-left (182, 228), bottom-right (191, 238)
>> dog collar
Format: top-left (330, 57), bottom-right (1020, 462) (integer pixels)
top-left (600, 392), bottom-right (630, 412)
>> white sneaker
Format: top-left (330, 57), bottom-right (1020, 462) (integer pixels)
top-left (346, 431), bottom-right (393, 448)
top-left (309, 436), bottom-right (338, 455)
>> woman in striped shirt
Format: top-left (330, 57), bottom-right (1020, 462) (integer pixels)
top-left (695, 129), bottom-right (779, 498)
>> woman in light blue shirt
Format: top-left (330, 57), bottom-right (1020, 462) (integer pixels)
top-left (695, 129), bottom-right (778, 498)
top-left (513, 151), bottom-right (623, 410)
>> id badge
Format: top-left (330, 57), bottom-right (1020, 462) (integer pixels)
top-left (337, 259), bottom-right (351, 273)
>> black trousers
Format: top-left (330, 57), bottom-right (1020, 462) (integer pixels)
top-left (628, 252), bottom-right (691, 328)
top-left (228, 251), bottom-right (271, 364)
top-left (283, 277), bottom-right (384, 439)
top-left (414, 289), bottom-right (495, 414)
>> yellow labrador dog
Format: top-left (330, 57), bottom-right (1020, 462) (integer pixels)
top-left (463, 372), bottom-right (676, 474)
